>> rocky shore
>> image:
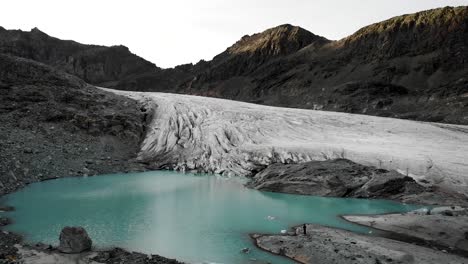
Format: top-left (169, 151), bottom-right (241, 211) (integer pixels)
top-left (344, 207), bottom-right (468, 255)
top-left (0, 231), bottom-right (183, 264)
top-left (252, 218), bottom-right (468, 264)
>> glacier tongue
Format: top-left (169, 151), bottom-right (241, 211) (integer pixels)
top-left (101, 88), bottom-right (468, 195)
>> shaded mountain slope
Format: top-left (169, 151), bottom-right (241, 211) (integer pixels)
top-left (0, 54), bottom-right (147, 195)
top-left (0, 27), bottom-right (160, 87)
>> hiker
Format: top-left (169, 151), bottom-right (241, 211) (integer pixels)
top-left (303, 224), bottom-right (307, 235)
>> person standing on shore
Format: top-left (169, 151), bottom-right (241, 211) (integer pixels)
top-left (303, 224), bottom-right (307, 235)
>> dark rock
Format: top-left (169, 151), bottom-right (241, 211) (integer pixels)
top-left (58, 226), bottom-right (92, 253)
top-left (23, 147), bottom-right (33, 154)
top-left (0, 206), bottom-right (14, 212)
top-left (241, 247), bottom-right (250, 253)
top-left (442, 210), bottom-right (454, 216)
top-left (246, 159), bottom-right (456, 204)
top-left (0, 217), bottom-right (11, 226)
top-left (92, 248), bottom-right (183, 264)
top-left (34, 242), bottom-right (54, 251)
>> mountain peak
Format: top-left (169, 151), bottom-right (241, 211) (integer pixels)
top-left (226, 24), bottom-right (330, 57)
top-left (341, 6), bottom-right (468, 54)
top-left (30, 27), bottom-right (47, 35)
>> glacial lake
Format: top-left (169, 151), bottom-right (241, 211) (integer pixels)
top-left (1, 171), bottom-right (421, 264)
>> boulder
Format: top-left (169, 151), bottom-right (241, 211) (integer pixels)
top-left (58, 226), bottom-right (92, 253)
top-left (0, 217), bottom-right (11, 226)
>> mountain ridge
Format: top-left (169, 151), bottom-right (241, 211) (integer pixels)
top-left (0, 26), bottom-right (160, 86)
top-left (0, 6), bottom-right (466, 124)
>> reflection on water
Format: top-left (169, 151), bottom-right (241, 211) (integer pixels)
top-left (1, 171), bottom-right (419, 264)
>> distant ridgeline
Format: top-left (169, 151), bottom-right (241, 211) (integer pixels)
top-left (0, 6), bottom-right (467, 124)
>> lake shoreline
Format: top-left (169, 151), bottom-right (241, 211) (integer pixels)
top-left (0, 204), bottom-right (184, 264)
top-left (251, 207), bottom-right (468, 263)
top-left (0, 167), bottom-right (189, 264)
top-left (1, 166), bottom-right (467, 263)
top-left (251, 214), bottom-right (468, 264)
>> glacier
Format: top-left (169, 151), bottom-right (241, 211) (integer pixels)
top-left (101, 88), bottom-right (468, 196)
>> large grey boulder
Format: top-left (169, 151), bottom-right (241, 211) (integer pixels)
top-left (58, 226), bottom-right (92, 253)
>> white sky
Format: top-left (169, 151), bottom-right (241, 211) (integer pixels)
top-left (1, 0), bottom-right (467, 68)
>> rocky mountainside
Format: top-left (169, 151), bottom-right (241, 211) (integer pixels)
top-left (0, 26), bottom-right (160, 87)
top-left (204, 24), bottom-right (330, 80)
top-left (0, 6), bottom-right (466, 124)
top-left (177, 6), bottom-right (468, 124)
top-left (0, 54), bottom-right (147, 195)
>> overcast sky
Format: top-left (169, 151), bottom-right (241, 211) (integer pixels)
top-left (1, 0), bottom-right (467, 68)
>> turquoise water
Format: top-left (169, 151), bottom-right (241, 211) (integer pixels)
top-left (1, 171), bottom-right (420, 264)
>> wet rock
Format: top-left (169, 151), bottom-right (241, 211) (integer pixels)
top-left (0, 206), bottom-right (14, 212)
top-left (241, 247), bottom-right (250, 254)
top-left (0, 217), bottom-right (11, 226)
top-left (58, 226), bottom-right (92, 253)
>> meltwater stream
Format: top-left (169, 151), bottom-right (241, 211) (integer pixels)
top-left (1, 171), bottom-right (420, 264)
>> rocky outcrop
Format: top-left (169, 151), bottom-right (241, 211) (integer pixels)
top-left (225, 24), bottom-right (328, 57)
top-left (58, 227), bottom-right (92, 254)
top-left (247, 159), bottom-right (468, 206)
top-left (201, 24), bottom-right (330, 80)
top-left (247, 159), bottom-right (417, 196)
